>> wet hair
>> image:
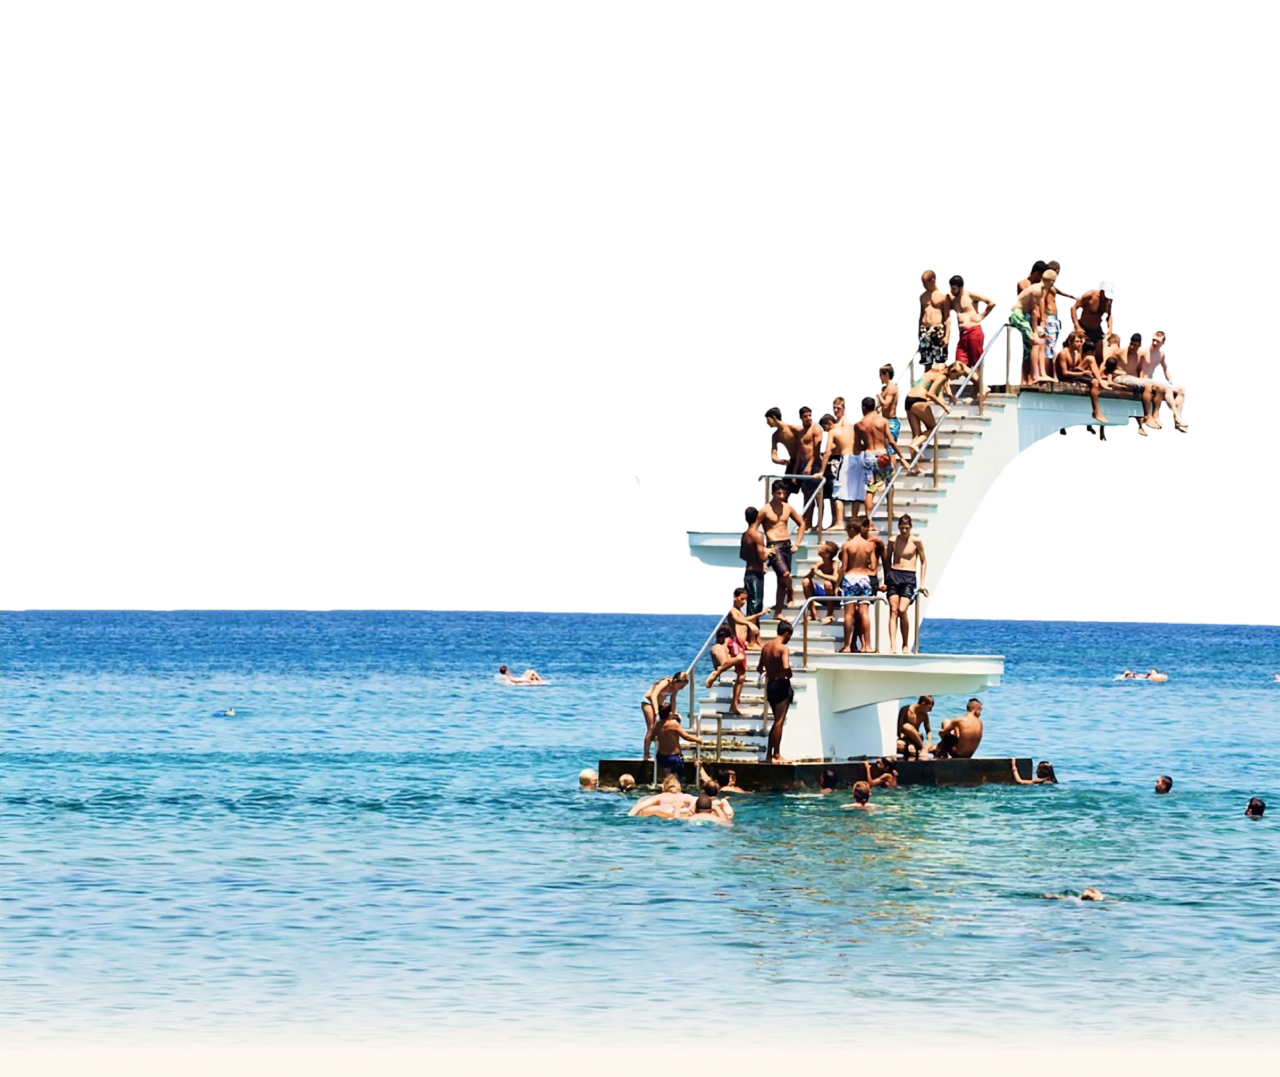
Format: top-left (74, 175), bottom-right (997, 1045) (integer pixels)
top-left (695, 794), bottom-right (715, 814)
top-left (946, 362), bottom-right (966, 378)
top-left (661, 775), bottom-right (682, 794)
top-left (499, 665), bottom-right (508, 673)
top-left (861, 396), bottom-right (876, 414)
top-left (1156, 775), bottom-right (1173, 794)
top-left (765, 407), bottom-right (783, 422)
top-left (579, 769), bottom-right (598, 788)
top-left (880, 364), bottom-right (894, 378)
top-left (771, 480), bottom-right (788, 496)
top-left (899, 513), bottom-right (912, 527)
top-left (967, 698), bottom-right (981, 710)
top-left (819, 413), bottom-right (836, 428)
top-left (852, 781), bottom-right (871, 804)
top-left (701, 779), bottom-right (721, 797)
top-left (1130, 333), bottom-right (1142, 344)
top-left (776, 619), bottom-right (793, 638)
top-left (733, 586), bottom-right (748, 599)
top-left (949, 275), bottom-right (964, 288)
top-left (658, 701), bottom-right (673, 719)
top-left (820, 768), bottom-right (839, 790)
top-left (619, 774), bottom-right (636, 791)
top-left (1035, 761), bottom-right (1058, 783)
top-left (1246, 797), bottom-right (1266, 817)
top-left (745, 506), bottom-right (759, 524)
top-left (1030, 260), bottom-right (1047, 275)
top-left (800, 406), bottom-right (812, 418)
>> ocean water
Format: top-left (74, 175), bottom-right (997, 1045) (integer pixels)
top-left (2, 611), bottom-right (1278, 1045)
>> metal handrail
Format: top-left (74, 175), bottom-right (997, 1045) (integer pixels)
top-left (790, 591), bottom-right (922, 664)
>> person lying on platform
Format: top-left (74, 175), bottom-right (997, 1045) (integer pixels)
top-left (1011, 759), bottom-right (1059, 785)
top-left (653, 703), bottom-right (703, 779)
top-left (897, 695), bottom-right (934, 760)
top-left (802, 542), bottom-right (842, 623)
top-left (1154, 775), bottom-right (1173, 794)
top-left (642, 671), bottom-right (691, 761)
top-left (698, 764), bottom-right (749, 794)
top-left (932, 698), bottom-right (984, 759)
top-left (726, 587), bottom-right (765, 651)
top-left (841, 781), bottom-right (874, 810)
top-left (628, 774), bottom-right (696, 818)
top-left (1053, 329), bottom-right (1109, 427)
top-left (759, 620), bottom-right (795, 765)
top-left (698, 779), bottom-right (736, 821)
top-left (706, 626), bottom-right (749, 716)
top-left (499, 665), bottom-right (543, 684)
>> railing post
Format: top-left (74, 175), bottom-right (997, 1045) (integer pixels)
top-left (932, 433), bottom-right (939, 489)
top-left (913, 596), bottom-right (921, 654)
top-left (1005, 325), bottom-right (1011, 393)
top-left (873, 597), bottom-right (880, 653)
top-left (803, 610), bottom-right (810, 671)
top-left (690, 675), bottom-right (699, 771)
top-left (978, 356), bottom-right (985, 416)
top-left (715, 716), bottom-right (723, 762)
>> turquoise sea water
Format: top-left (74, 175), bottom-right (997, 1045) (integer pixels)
top-left (2, 612), bottom-right (1278, 1044)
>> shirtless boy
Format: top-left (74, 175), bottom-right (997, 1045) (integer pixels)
top-left (948, 275), bottom-right (997, 376)
top-left (758, 480), bottom-right (807, 615)
top-left (933, 698), bottom-right (984, 759)
top-left (801, 540), bottom-right (842, 623)
top-left (1053, 329), bottom-right (1109, 426)
top-left (1011, 269), bottom-right (1058, 384)
top-left (795, 407), bottom-right (826, 526)
top-left (652, 704), bottom-right (703, 779)
top-left (896, 695), bottom-right (934, 760)
top-left (740, 507), bottom-right (768, 616)
top-left (839, 516), bottom-right (881, 653)
top-left (641, 671), bottom-right (690, 760)
top-left (705, 626), bottom-right (748, 716)
top-left (765, 407), bottom-right (803, 483)
top-left (918, 270), bottom-right (952, 368)
top-left (817, 413), bottom-right (839, 529)
top-left (758, 619), bottom-right (795, 764)
top-left (726, 587), bottom-right (764, 651)
top-left (819, 397), bottom-right (857, 531)
top-left (886, 513), bottom-right (928, 655)
top-left (1039, 260), bottom-right (1076, 364)
top-left (854, 396), bottom-right (911, 522)
top-left (1140, 331), bottom-right (1188, 432)
top-left (1112, 333), bottom-right (1166, 434)
top-left (1071, 284), bottom-right (1115, 366)
top-left (877, 366), bottom-right (900, 446)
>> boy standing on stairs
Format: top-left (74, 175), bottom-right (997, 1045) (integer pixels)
top-left (854, 396), bottom-right (912, 524)
top-left (759, 620), bottom-right (795, 765)
top-left (819, 397), bottom-right (857, 532)
top-left (758, 480), bottom-right (807, 617)
top-left (838, 516), bottom-right (883, 653)
top-left (740, 507), bottom-right (768, 616)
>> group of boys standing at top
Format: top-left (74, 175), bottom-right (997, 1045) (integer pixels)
top-left (920, 262), bottom-right (1189, 437)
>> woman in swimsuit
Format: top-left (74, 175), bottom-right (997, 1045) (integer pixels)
top-left (902, 363), bottom-right (959, 460)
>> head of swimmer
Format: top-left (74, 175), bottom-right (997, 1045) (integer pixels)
top-left (618, 774), bottom-right (636, 792)
top-left (578, 769), bottom-right (598, 790)
top-left (661, 775), bottom-right (682, 794)
top-left (1036, 761), bottom-right (1058, 783)
top-left (1246, 797), bottom-right (1266, 818)
top-left (1155, 775), bottom-right (1173, 795)
top-left (852, 781), bottom-right (871, 805)
top-left (695, 794), bottom-right (715, 814)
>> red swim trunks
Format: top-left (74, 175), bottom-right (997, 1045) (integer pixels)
top-left (726, 635), bottom-right (748, 671)
top-left (956, 324), bottom-right (985, 369)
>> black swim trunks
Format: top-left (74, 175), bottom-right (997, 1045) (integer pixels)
top-left (743, 570), bottom-right (765, 616)
top-left (766, 678), bottom-right (794, 709)
top-left (655, 751), bottom-right (684, 777)
top-left (885, 568), bottom-right (917, 602)
top-left (767, 540), bottom-right (793, 578)
top-left (1083, 325), bottom-right (1105, 347)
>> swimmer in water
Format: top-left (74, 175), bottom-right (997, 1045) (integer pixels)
top-left (1145, 669), bottom-right (1168, 682)
top-left (1041, 888), bottom-right (1104, 902)
top-left (690, 792), bottom-right (733, 825)
top-left (618, 774), bottom-right (636, 792)
top-left (841, 781), bottom-right (874, 810)
top-left (1011, 759), bottom-right (1058, 784)
top-left (1245, 797), bottom-right (1266, 818)
top-left (224, 707), bottom-right (235, 717)
top-left (1154, 775), bottom-right (1173, 795)
top-left (499, 665), bottom-right (543, 684)
top-left (628, 775), bottom-right (696, 819)
top-left (578, 769), bottom-right (598, 790)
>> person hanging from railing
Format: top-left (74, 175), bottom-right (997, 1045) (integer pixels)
top-left (801, 541), bottom-right (842, 624)
top-left (1011, 269), bottom-right (1058, 384)
top-left (886, 514), bottom-right (928, 656)
top-left (902, 363), bottom-right (956, 464)
top-left (838, 516), bottom-right (883, 654)
top-left (918, 270), bottom-right (952, 368)
top-left (854, 396), bottom-right (913, 523)
top-left (948, 275), bottom-right (997, 391)
top-left (758, 480), bottom-right (806, 617)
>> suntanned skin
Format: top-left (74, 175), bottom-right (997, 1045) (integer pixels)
top-left (641, 674), bottom-right (688, 760)
top-left (1013, 278), bottom-right (1055, 383)
top-left (933, 701), bottom-right (984, 759)
top-left (1071, 289), bottom-right (1114, 364)
top-left (740, 516), bottom-right (766, 574)
top-left (817, 417), bottom-right (837, 529)
top-left (1016, 265), bottom-right (1043, 297)
top-left (919, 271), bottom-right (952, 344)
top-left (1118, 339), bottom-right (1165, 430)
top-left (796, 409), bottom-right (825, 527)
top-left (952, 285), bottom-right (997, 329)
top-left (1139, 333), bottom-right (1187, 430)
top-left (818, 399), bottom-right (856, 530)
top-left (1053, 330), bottom-right (1108, 425)
top-left (758, 488), bottom-right (807, 615)
top-left (758, 630), bottom-right (794, 763)
top-left (767, 414), bottom-right (803, 473)
top-left (878, 373), bottom-right (899, 420)
top-left (1039, 264), bottom-right (1076, 317)
top-left (726, 590), bottom-right (764, 651)
top-left (853, 403), bottom-right (911, 519)
top-left (896, 697), bottom-right (934, 759)
top-left (654, 714), bottom-right (703, 758)
top-left (838, 519), bottom-right (881, 653)
top-left (801, 542), bottom-right (841, 624)
top-left (903, 366), bottom-right (955, 460)
top-left (706, 632), bottom-right (748, 716)
top-left (887, 516), bottom-right (928, 655)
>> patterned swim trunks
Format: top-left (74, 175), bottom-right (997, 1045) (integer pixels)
top-left (918, 324), bottom-right (947, 367)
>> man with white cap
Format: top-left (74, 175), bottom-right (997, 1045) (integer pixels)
top-left (1010, 269), bottom-right (1059, 383)
top-left (1072, 283), bottom-right (1115, 365)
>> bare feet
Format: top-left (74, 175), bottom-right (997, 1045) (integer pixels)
top-left (820, 616), bottom-right (834, 625)
top-left (1175, 422), bottom-right (1189, 433)
top-left (1137, 424), bottom-right (1147, 437)
top-left (1146, 417), bottom-right (1162, 430)
top-left (728, 707), bottom-right (745, 717)
top-left (838, 646), bottom-right (853, 654)
top-left (771, 756), bottom-right (792, 765)
top-left (1092, 412), bottom-right (1106, 425)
